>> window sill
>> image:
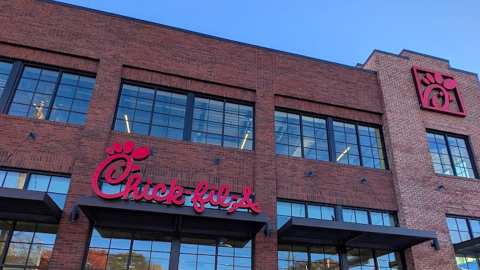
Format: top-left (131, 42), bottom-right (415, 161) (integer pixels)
top-left (0, 114), bottom-right (85, 128)
top-left (434, 173), bottom-right (479, 181)
top-left (275, 154), bottom-right (391, 172)
top-left (110, 130), bottom-right (255, 153)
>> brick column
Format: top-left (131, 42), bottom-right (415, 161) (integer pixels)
top-left (49, 58), bottom-right (124, 270)
top-left (253, 50), bottom-right (278, 270)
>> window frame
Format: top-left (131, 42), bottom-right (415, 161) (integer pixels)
top-left (113, 80), bottom-right (256, 150)
top-left (0, 59), bottom-right (96, 124)
top-left (275, 108), bottom-right (389, 170)
top-left (277, 243), bottom-right (406, 270)
top-left (81, 226), bottom-right (254, 270)
top-left (446, 215), bottom-right (480, 269)
top-left (277, 199), bottom-right (399, 227)
top-left (0, 167), bottom-right (71, 209)
top-left (446, 215), bottom-right (480, 244)
top-left (426, 129), bottom-right (479, 179)
top-left (0, 220), bottom-right (59, 269)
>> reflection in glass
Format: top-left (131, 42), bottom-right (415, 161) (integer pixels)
top-left (4, 222), bottom-right (58, 268)
top-left (8, 66), bottom-right (94, 124)
top-left (85, 228), bottom-right (171, 270)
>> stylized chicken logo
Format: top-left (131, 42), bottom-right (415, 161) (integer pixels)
top-left (412, 67), bottom-right (466, 116)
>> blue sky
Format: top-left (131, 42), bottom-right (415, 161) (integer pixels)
top-left (56, 0), bottom-right (480, 75)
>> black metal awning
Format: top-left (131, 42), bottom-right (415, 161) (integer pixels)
top-left (278, 217), bottom-right (437, 250)
top-left (454, 238), bottom-right (480, 254)
top-left (78, 196), bottom-right (268, 238)
top-left (0, 188), bottom-right (62, 223)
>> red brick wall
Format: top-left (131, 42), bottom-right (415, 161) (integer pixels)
top-left (364, 50), bottom-right (480, 270)
top-left (1, 0), bottom-right (475, 269)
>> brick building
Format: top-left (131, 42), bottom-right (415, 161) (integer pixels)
top-left (0, 0), bottom-right (478, 269)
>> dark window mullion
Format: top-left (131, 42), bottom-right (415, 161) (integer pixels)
top-left (465, 137), bottom-right (480, 179)
top-left (183, 93), bottom-right (195, 141)
top-left (299, 114), bottom-right (305, 158)
top-left (23, 172), bottom-right (32, 190)
top-left (23, 222), bottom-right (38, 268)
top-left (327, 117), bottom-right (336, 162)
top-left (307, 244), bottom-right (311, 270)
top-left (147, 88), bottom-right (158, 136)
top-left (355, 123), bottom-right (364, 167)
top-left (214, 236), bottom-right (219, 270)
top-left (372, 249), bottom-right (379, 270)
top-left (126, 231), bottom-right (135, 270)
top-left (168, 233), bottom-right (181, 270)
top-left (44, 70), bottom-right (64, 121)
top-left (0, 220), bottom-right (15, 265)
top-left (0, 61), bottom-right (22, 113)
top-left (379, 126), bottom-right (389, 170)
top-left (444, 134), bottom-right (458, 176)
top-left (221, 101), bottom-right (226, 147)
top-left (467, 218), bottom-right (475, 240)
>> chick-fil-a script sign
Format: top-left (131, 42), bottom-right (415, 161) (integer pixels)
top-left (92, 141), bottom-right (260, 214)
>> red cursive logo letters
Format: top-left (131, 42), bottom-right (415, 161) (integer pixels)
top-left (92, 141), bottom-right (260, 214)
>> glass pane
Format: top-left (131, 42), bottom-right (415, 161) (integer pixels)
top-left (0, 220), bottom-right (11, 241)
top-left (3, 172), bottom-right (27, 189)
top-left (48, 177), bottom-right (70, 194)
top-left (5, 242), bottom-right (31, 265)
top-left (90, 228), bottom-right (112, 248)
top-left (86, 248), bottom-right (108, 269)
top-left (33, 224), bottom-right (58, 244)
top-left (110, 231), bottom-right (132, 249)
top-left (27, 244), bottom-right (53, 266)
top-left (27, 174), bottom-right (50, 192)
top-left (355, 210), bottom-right (369, 224)
top-left (343, 209), bottom-right (355, 223)
top-left (11, 222), bottom-right (36, 243)
top-left (307, 205), bottom-right (321, 219)
top-left (291, 203), bottom-right (306, 218)
top-left (107, 249), bottom-right (129, 270)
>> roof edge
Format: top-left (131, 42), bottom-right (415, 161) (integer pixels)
top-left (39, 0), bottom-right (377, 74)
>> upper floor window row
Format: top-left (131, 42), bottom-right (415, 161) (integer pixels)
top-left (427, 131), bottom-right (477, 179)
top-left (0, 60), bottom-right (95, 125)
top-left (275, 111), bottom-right (387, 169)
top-left (113, 83), bottom-right (254, 150)
top-left (277, 201), bottom-right (397, 229)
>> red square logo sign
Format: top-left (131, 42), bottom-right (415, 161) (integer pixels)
top-left (412, 67), bottom-right (466, 116)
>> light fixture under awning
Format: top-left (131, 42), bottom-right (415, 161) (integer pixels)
top-left (454, 237), bottom-right (480, 254)
top-left (0, 188), bottom-right (62, 223)
top-left (278, 217), bottom-right (437, 250)
top-left (78, 196), bottom-right (268, 238)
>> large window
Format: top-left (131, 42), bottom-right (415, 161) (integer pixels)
top-left (278, 244), bottom-right (340, 270)
top-left (84, 228), bottom-right (253, 270)
top-left (5, 65), bottom-right (95, 125)
top-left (277, 244), bottom-right (402, 270)
top-left (114, 83), bottom-right (254, 150)
top-left (277, 201), bottom-right (335, 228)
top-left (0, 169), bottom-right (70, 209)
top-left (0, 220), bottom-right (58, 269)
top-left (114, 84), bottom-right (187, 139)
top-left (456, 254), bottom-right (480, 270)
top-left (447, 216), bottom-right (480, 269)
top-left (275, 111), bottom-right (387, 169)
top-left (342, 208), bottom-right (397, 227)
top-left (347, 248), bottom-right (403, 270)
top-left (427, 132), bottom-right (477, 178)
top-left (179, 236), bottom-right (252, 270)
top-left (85, 228), bottom-right (171, 270)
top-left (277, 201), bottom-right (397, 229)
